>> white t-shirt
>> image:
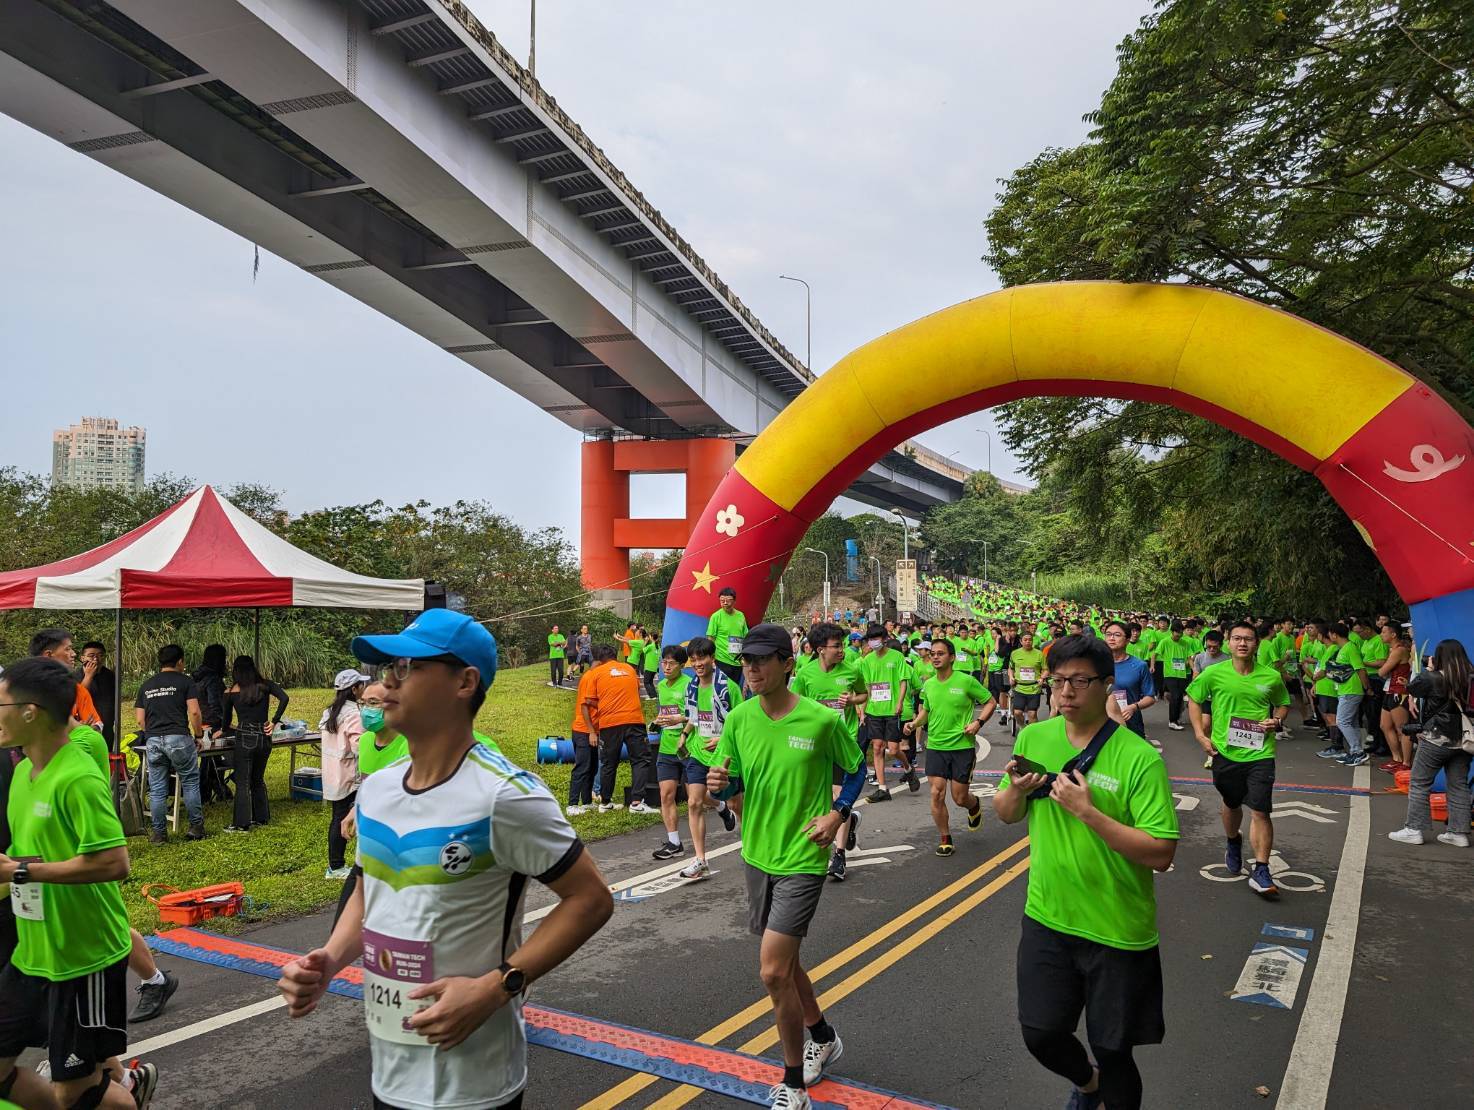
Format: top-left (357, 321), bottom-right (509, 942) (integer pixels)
top-left (356, 744), bottom-right (581, 1109)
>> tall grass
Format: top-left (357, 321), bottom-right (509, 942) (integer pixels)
top-left (118, 616), bottom-right (345, 693)
top-left (1030, 570), bottom-right (1136, 611)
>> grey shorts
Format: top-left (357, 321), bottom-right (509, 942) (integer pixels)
top-left (745, 865), bottom-right (826, 937)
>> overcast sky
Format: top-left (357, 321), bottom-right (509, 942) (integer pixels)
top-left (0, 0), bottom-right (1152, 541)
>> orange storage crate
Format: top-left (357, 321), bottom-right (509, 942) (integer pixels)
top-left (1431, 793), bottom-right (1448, 823)
top-left (142, 882), bottom-right (246, 926)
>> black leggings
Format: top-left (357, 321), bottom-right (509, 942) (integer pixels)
top-left (1022, 1025), bottom-right (1142, 1110)
top-left (644, 670), bottom-right (658, 698)
top-left (1164, 677), bottom-right (1188, 725)
top-left (328, 791), bottom-right (357, 870)
top-left (550, 657), bottom-right (565, 685)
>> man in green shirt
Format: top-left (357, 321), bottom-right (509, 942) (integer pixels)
top-left (1317, 623), bottom-right (1370, 767)
top-left (651, 645), bottom-right (697, 862)
top-left (995, 635), bottom-right (1178, 1110)
top-left (707, 625), bottom-right (864, 1105)
top-left (1187, 621), bottom-right (1291, 898)
top-left (1157, 621), bottom-right (1195, 732)
top-left (1007, 631), bottom-right (1049, 728)
top-left (642, 630), bottom-right (661, 700)
top-left (791, 623), bottom-right (869, 881)
top-left (678, 637), bottom-right (741, 879)
top-left (904, 639), bottom-right (994, 855)
top-left (547, 625), bottom-right (568, 687)
top-left (0, 657), bottom-right (159, 1109)
top-left (857, 626), bottom-right (915, 802)
top-left (705, 587), bottom-right (750, 689)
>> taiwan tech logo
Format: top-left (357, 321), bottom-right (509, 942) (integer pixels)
top-left (440, 840), bottom-right (474, 876)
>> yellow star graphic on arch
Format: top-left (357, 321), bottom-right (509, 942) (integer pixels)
top-left (691, 562), bottom-right (718, 593)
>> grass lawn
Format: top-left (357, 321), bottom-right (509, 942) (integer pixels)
top-left (120, 663), bottom-right (666, 934)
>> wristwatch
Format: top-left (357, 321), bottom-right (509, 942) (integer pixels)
top-left (12, 862), bottom-right (30, 885)
top-left (497, 962), bottom-right (527, 996)
top-left (831, 802), bottom-right (852, 823)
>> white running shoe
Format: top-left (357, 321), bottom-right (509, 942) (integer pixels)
top-left (679, 857), bottom-right (710, 881)
top-left (1167, 722), bottom-right (1185, 731)
top-left (767, 1082), bottom-right (811, 1109)
top-left (802, 1033), bottom-right (843, 1086)
top-left (1387, 827), bottom-right (1426, 845)
top-left (627, 801), bottom-right (656, 815)
top-left (566, 805), bottom-right (586, 817)
top-left (324, 866), bottom-right (353, 880)
top-left (1437, 831), bottom-right (1469, 848)
top-left (597, 801), bottom-right (620, 813)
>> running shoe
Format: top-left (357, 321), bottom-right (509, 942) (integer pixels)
top-left (1167, 722), bottom-right (1185, 731)
top-left (935, 841), bottom-right (955, 857)
top-left (967, 801), bottom-right (984, 831)
top-left (718, 803), bottom-right (737, 832)
top-left (802, 1033), bottom-right (844, 1086)
top-left (827, 851), bottom-right (847, 882)
top-left (1315, 745), bottom-right (1346, 759)
top-left (128, 1062), bottom-right (159, 1109)
top-left (905, 768), bottom-right (921, 792)
top-left (1247, 862), bottom-right (1278, 897)
top-left (679, 858), bottom-right (710, 881)
top-left (566, 805), bottom-right (586, 817)
top-left (324, 866), bottom-right (353, 880)
top-left (845, 809), bottom-right (861, 851)
top-left (1387, 826), bottom-right (1426, 845)
top-left (627, 801), bottom-right (656, 815)
top-left (129, 970), bottom-right (179, 1023)
top-left (1377, 760), bottom-right (1400, 773)
top-left (1437, 832), bottom-right (1470, 848)
top-left (866, 787), bottom-right (892, 803)
top-left (597, 801), bottom-right (620, 813)
top-left (1338, 749), bottom-right (1370, 767)
top-left (652, 842), bottom-right (683, 860)
top-left (1225, 837), bottom-right (1243, 876)
top-left (767, 1082), bottom-right (812, 1109)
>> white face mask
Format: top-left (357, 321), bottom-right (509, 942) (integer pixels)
top-left (868, 639), bottom-right (883, 650)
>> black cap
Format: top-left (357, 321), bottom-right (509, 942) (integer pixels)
top-left (740, 623), bottom-right (794, 659)
top-left (865, 624), bottom-right (885, 640)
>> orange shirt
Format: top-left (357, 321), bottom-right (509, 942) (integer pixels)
top-left (73, 683), bottom-right (103, 728)
top-left (571, 664), bottom-right (604, 734)
top-left (588, 663), bottom-right (645, 730)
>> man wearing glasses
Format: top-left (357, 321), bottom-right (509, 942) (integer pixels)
top-left (706, 625), bottom-right (865, 1109)
top-left (1187, 620), bottom-right (1291, 899)
top-left (277, 610), bottom-right (613, 1110)
top-left (995, 635), bottom-right (1178, 1110)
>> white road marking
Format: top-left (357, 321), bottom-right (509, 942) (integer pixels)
top-left (1231, 942), bottom-right (1309, 1009)
top-left (1276, 801), bottom-right (1340, 824)
top-left (128, 995), bottom-right (286, 1056)
top-left (1276, 764), bottom-right (1370, 1108)
top-left (843, 857), bottom-right (892, 869)
top-left (1174, 793), bottom-right (1201, 812)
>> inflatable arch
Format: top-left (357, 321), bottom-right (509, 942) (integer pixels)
top-left (661, 283), bottom-right (1474, 649)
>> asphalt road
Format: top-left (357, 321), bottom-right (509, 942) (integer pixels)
top-left (41, 701), bottom-right (1472, 1109)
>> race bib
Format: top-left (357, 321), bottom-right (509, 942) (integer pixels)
top-left (1017, 667), bottom-right (1036, 683)
top-left (1113, 688), bottom-right (1130, 708)
top-left (869, 682), bottom-right (892, 705)
top-left (728, 636), bottom-right (744, 656)
top-left (362, 930), bottom-right (436, 1046)
top-left (9, 860), bottom-right (43, 921)
top-left (988, 654), bottom-right (1001, 668)
top-left (697, 710), bottom-right (717, 738)
top-left (1169, 658), bottom-right (1187, 675)
top-left (955, 652), bottom-right (969, 666)
top-left (1226, 717), bottom-right (1268, 751)
top-left (820, 697), bottom-right (844, 711)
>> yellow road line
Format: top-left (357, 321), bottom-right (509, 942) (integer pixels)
top-left (576, 836), bottom-right (1030, 1110)
top-left (646, 855), bottom-right (1032, 1109)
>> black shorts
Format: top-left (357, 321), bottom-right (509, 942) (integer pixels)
top-left (656, 753), bottom-right (705, 786)
top-left (1016, 915), bottom-right (1165, 1051)
top-left (925, 746), bottom-right (976, 784)
top-left (862, 714), bottom-right (902, 745)
top-left (1316, 694), bottom-right (1338, 719)
top-left (0, 956), bottom-right (129, 1080)
top-left (1013, 692), bottom-right (1042, 712)
top-left (1211, 753), bottom-right (1275, 813)
top-left (745, 866), bottom-right (825, 937)
top-left (988, 672), bottom-right (1008, 696)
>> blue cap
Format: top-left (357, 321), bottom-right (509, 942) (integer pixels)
top-left (352, 609), bottom-right (498, 692)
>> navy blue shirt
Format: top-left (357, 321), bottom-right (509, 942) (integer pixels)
top-left (1112, 654), bottom-right (1156, 738)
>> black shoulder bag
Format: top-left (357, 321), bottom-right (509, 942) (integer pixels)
top-left (1027, 719), bottom-right (1120, 800)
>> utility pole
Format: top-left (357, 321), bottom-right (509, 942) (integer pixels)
top-left (983, 540), bottom-right (991, 584)
top-left (528, 0), bottom-right (537, 77)
top-left (778, 274), bottom-right (812, 373)
top-left (870, 556), bottom-right (883, 621)
top-left (803, 547), bottom-right (830, 617)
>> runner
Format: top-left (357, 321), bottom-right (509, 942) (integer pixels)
top-left (1375, 626), bottom-right (1413, 773)
top-left (904, 639), bottom-right (994, 856)
top-left (790, 624), bottom-right (868, 881)
top-left (280, 611), bottom-right (614, 1110)
top-left (652, 646), bottom-right (697, 861)
top-left (706, 587), bottom-right (751, 689)
top-left (0, 657), bottom-right (159, 1110)
top-left (705, 624), bottom-right (866, 1108)
top-left (858, 626), bottom-right (915, 802)
top-left (986, 626), bottom-right (1014, 729)
top-left (1189, 629), bottom-right (1228, 679)
top-left (1007, 630), bottom-right (1048, 728)
top-left (1103, 621), bottom-right (1158, 747)
top-left (1186, 621), bottom-right (1291, 897)
top-left (995, 635), bottom-right (1178, 1110)
top-left (1155, 621), bottom-right (1194, 731)
top-left (678, 637), bottom-right (740, 878)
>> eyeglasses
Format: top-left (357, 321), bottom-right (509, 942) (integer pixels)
top-left (1053, 676), bottom-right (1110, 691)
top-left (0, 702), bottom-right (36, 708)
top-left (377, 655), bottom-right (465, 682)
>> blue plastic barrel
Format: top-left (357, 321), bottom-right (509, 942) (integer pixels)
top-left (536, 736), bottom-right (630, 762)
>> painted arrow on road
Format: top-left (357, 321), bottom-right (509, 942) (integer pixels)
top-left (1276, 801), bottom-right (1339, 823)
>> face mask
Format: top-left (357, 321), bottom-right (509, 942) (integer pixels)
top-left (360, 706), bottom-right (385, 733)
top-left (868, 639), bottom-right (883, 650)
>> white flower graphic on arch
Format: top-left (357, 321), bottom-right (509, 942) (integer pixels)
top-left (714, 504), bottom-right (745, 538)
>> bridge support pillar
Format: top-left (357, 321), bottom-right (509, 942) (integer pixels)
top-left (581, 439), bottom-right (736, 614)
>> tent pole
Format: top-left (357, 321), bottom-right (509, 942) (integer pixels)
top-left (113, 608), bottom-right (123, 755)
top-left (254, 607), bottom-right (261, 667)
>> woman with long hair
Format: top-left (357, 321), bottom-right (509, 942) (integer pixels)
top-left (320, 668), bottom-right (372, 878)
top-left (220, 656), bottom-right (289, 833)
top-left (1389, 639), bottom-right (1473, 847)
top-left (1376, 626), bottom-right (1413, 773)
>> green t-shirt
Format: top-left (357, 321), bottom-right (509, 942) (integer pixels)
top-left (790, 660), bottom-right (866, 741)
top-left (67, 724), bottom-right (110, 779)
top-left (1125, 640), bottom-right (1148, 661)
top-left (1305, 640), bottom-right (1336, 696)
top-left (1255, 639), bottom-right (1279, 671)
top-left (1360, 635), bottom-right (1389, 669)
top-left (6, 742), bottom-right (132, 980)
top-left (655, 675), bottom-right (693, 756)
top-left (706, 608), bottom-right (750, 665)
top-left (1000, 717), bottom-right (1179, 950)
top-left (357, 730), bottom-right (501, 778)
top-left (919, 670), bottom-right (992, 750)
top-left (952, 637), bottom-right (975, 673)
top-left (858, 649), bottom-right (908, 717)
top-left (626, 639), bottom-right (646, 671)
top-left (1157, 636), bottom-right (1193, 679)
top-left (1330, 640), bottom-right (1366, 697)
top-left (1009, 648), bottom-right (1046, 695)
top-left (547, 633), bottom-right (567, 660)
top-left (686, 677), bottom-right (744, 766)
top-left (643, 643), bottom-right (661, 673)
top-left (1186, 662), bottom-right (1289, 763)
top-left (1138, 629), bottom-right (1162, 659)
top-left (715, 698), bottom-right (862, 876)
top-left (986, 640), bottom-right (1007, 673)
top-left (898, 660), bottom-right (920, 722)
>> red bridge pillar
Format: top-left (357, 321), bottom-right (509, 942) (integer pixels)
top-left (581, 439), bottom-right (736, 606)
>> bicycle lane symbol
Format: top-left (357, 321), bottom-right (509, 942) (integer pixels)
top-left (1200, 849), bottom-right (1326, 893)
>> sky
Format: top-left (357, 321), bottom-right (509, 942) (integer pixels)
top-left (0, 0), bottom-right (1153, 544)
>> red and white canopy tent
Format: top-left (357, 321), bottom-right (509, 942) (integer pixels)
top-left (0, 485), bottom-right (424, 741)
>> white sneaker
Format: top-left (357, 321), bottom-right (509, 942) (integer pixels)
top-left (1387, 827), bottom-right (1426, 845)
top-left (597, 801), bottom-right (620, 813)
top-left (767, 1082), bottom-right (811, 1109)
top-left (679, 857), bottom-right (710, 881)
top-left (802, 1033), bottom-right (843, 1085)
top-left (1168, 722), bottom-right (1185, 731)
top-left (1437, 832), bottom-right (1470, 847)
top-left (566, 805), bottom-right (586, 817)
top-left (627, 801), bottom-right (655, 815)
top-left (324, 865), bottom-right (353, 879)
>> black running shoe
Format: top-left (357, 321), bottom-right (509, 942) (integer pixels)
top-left (718, 804), bottom-right (737, 832)
top-left (129, 970), bottom-right (178, 1023)
top-left (827, 851), bottom-right (847, 882)
top-left (651, 842), bottom-right (684, 861)
top-left (845, 809), bottom-right (861, 851)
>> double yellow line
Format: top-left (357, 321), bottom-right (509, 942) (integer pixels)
top-left (577, 835), bottom-right (1031, 1110)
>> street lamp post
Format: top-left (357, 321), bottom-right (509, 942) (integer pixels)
top-left (973, 427), bottom-right (992, 475)
top-left (870, 556), bottom-right (883, 621)
top-left (889, 508), bottom-right (909, 560)
top-left (982, 540), bottom-right (991, 583)
top-left (778, 275), bottom-right (811, 373)
top-left (803, 546), bottom-right (830, 616)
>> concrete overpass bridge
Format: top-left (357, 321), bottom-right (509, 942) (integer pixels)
top-left (0, 0), bottom-right (970, 597)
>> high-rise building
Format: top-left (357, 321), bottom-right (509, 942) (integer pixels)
top-left (51, 417), bottom-right (146, 494)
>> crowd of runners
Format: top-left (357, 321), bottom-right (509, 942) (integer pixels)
top-left (1, 575), bottom-right (1469, 1110)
